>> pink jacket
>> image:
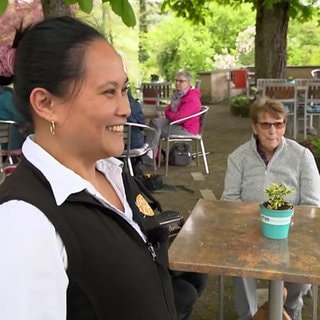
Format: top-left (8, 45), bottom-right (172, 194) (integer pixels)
top-left (164, 88), bottom-right (201, 134)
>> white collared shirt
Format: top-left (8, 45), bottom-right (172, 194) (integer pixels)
top-left (0, 135), bottom-right (145, 320)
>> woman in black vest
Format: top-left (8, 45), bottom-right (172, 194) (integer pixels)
top-left (0, 16), bottom-right (177, 320)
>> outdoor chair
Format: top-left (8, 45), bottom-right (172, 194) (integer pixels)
top-left (195, 79), bottom-right (201, 89)
top-left (228, 69), bottom-right (250, 102)
top-left (256, 78), bottom-right (288, 98)
top-left (311, 69), bottom-right (320, 79)
top-left (262, 82), bottom-right (298, 139)
top-left (141, 82), bottom-right (172, 118)
top-left (0, 120), bottom-right (22, 165)
top-left (294, 79), bottom-right (320, 137)
top-left (119, 122), bottom-right (156, 176)
top-left (158, 106), bottom-right (210, 176)
top-left (303, 82), bottom-right (320, 140)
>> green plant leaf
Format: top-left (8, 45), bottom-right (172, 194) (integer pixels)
top-left (264, 183), bottom-right (294, 210)
top-left (108, 0), bottom-right (136, 27)
top-left (64, 0), bottom-right (78, 4)
top-left (0, 0), bottom-right (8, 16)
top-left (77, 0), bottom-right (93, 13)
top-left (310, 137), bottom-right (320, 158)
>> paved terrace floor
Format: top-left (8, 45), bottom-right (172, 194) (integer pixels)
top-left (153, 102), bottom-right (318, 319)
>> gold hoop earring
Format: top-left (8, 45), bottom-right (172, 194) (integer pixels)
top-left (50, 119), bottom-right (56, 135)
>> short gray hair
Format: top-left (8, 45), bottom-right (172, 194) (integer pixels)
top-left (175, 70), bottom-right (192, 82)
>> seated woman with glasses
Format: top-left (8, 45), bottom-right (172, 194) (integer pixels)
top-left (143, 70), bottom-right (201, 165)
top-left (221, 96), bottom-right (320, 320)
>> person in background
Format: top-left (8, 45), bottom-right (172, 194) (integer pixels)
top-left (0, 16), bottom-right (177, 320)
top-left (127, 87), bottom-right (145, 149)
top-left (221, 96), bottom-right (320, 320)
top-left (144, 70), bottom-right (201, 163)
top-left (0, 86), bottom-right (25, 148)
top-left (0, 81), bottom-right (25, 150)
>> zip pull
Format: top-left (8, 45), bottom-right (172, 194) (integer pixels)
top-left (147, 242), bottom-right (157, 261)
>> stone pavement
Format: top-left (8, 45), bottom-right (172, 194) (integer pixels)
top-left (153, 102), bottom-right (318, 319)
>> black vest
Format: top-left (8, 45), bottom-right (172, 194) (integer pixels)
top-left (0, 157), bottom-right (177, 320)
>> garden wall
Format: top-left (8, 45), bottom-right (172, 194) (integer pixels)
top-left (198, 66), bottom-right (320, 104)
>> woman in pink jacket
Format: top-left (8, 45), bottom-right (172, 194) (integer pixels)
top-left (144, 70), bottom-right (202, 163)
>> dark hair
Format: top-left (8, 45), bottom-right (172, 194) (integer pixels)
top-left (249, 96), bottom-right (288, 123)
top-left (13, 16), bottom-right (105, 122)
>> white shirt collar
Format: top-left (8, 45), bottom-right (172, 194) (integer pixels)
top-left (22, 135), bottom-right (124, 206)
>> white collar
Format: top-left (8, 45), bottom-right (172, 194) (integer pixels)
top-left (22, 135), bottom-right (123, 206)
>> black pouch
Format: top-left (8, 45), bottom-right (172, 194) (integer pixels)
top-left (156, 210), bottom-right (184, 239)
top-left (132, 175), bottom-right (184, 239)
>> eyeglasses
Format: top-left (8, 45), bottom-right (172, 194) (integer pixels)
top-left (175, 79), bottom-right (187, 83)
top-left (257, 122), bottom-right (286, 130)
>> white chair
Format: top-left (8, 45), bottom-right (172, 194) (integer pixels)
top-left (303, 82), bottom-right (320, 140)
top-left (262, 82), bottom-right (298, 139)
top-left (294, 79), bottom-right (320, 137)
top-left (256, 78), bottom-right (288, 98)
top-left (0, 120), bottom-right (22, 165)
top-left (158, 106), bottom-right (210, 176)
top-left (120, 122), bottom-right (156, 176)
top-left (311, 69), bottom-right (320, 79)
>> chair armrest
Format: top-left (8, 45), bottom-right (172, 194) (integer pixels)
top-left (169, 107), bottom-right (208, 126)
top-left (125, 122), bottom-right (156, 132)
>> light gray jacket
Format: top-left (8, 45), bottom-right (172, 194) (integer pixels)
top-left (221, 135), bottom-right (320, 206)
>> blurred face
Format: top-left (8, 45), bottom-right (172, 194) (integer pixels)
top-left (252, 112), bottom-right (286, 153)
top-left (52, 39), bottom-right (130, 161)
top-left (175, 74), bottom-right (191, 91)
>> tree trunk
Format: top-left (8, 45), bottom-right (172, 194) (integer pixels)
top-left (139, 0), bottom-right (148, 63)
top-left (255, 0), bottom-right (289, 80)
top-left (41, 0), bottom-right (71, 18)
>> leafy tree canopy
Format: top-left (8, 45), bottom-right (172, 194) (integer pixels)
top-left (0, 0), bottom-right (136, 27)
top-left (161, 0), bottom-right (320, 23)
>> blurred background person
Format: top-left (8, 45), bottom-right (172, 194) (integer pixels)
top-left (144, 70), bottom-right (201, 164)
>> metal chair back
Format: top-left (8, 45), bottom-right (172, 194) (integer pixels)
top-left (120, 122), bottom-right (156, 176)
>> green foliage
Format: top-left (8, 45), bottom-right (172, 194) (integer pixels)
top-left (161, 0), bottom-right (320, 78)
top-left (142, 15), bottom-right (214, 81)
top-left (0, 0), bottom-right (136, 27)
top-left (231, 95), bottom-right (250, 107)
top-left (162, 0), bottom-right (319, 23)
top-left (310, 137), bottom-right (320, 158)
top-left (0, 0), bottom-right (8, 15)
top-left (264, 183), bottom-right (294, 210)
top-left (76, 2), bottom-right (140, 87)
top-left (142, 3), bottom-right (254, 82)
top-left (108, 0), bottom-right (136, 27)
top-left (288, 19), bottom-right (320, 65)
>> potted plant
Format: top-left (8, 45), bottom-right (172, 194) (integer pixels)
top-left (259, 183), bottom-right (294, 239)
top-left (150, 74), bottom-right (159, 82)
top-left (230, 95), bottom-right (251, 117)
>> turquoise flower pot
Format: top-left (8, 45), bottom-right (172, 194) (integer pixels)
top-left (259, 203), bottom-right (294, 240)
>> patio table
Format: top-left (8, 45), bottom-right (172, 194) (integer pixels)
top-left (169, 199), bottom-right (320, 320)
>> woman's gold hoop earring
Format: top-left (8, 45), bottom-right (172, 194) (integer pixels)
top-left (50, 119), bottom-right (56, 135)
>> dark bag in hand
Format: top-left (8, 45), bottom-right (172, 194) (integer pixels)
top-left (132, 175), bottom-right (184, 239)
top-left (156, 210), bottom-right (184, 239)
